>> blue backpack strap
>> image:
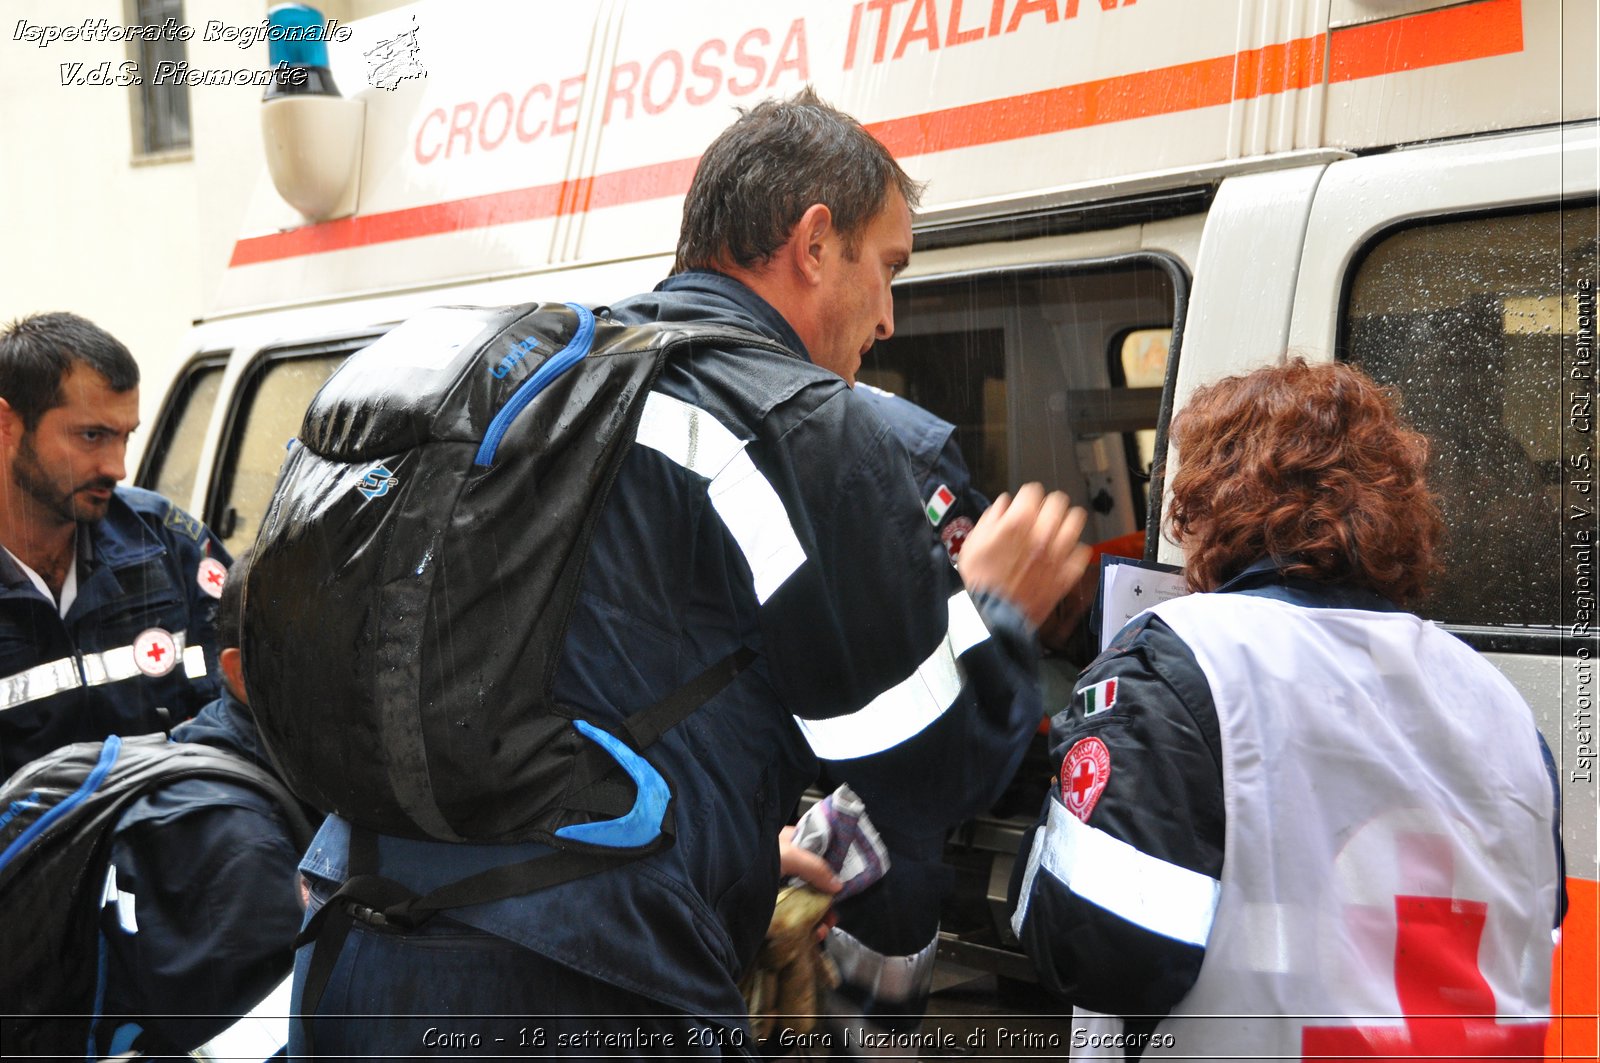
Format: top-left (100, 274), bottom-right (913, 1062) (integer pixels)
top-left (0, 736), bottom-right (123, 874)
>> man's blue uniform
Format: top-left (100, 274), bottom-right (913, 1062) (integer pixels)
top-left (94, 692), bottom-right (309, 1058)
top-left (292, 272), bottom-right (1043, 1055)
top-left (0, 487), bottom-right (231, 778)
top-left (855, 384), bottom-right (989, 568)
top-left (831, 385), bottom-right (993, 1027)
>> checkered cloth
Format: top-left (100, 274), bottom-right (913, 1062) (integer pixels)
top-left (789, 784), bottom-right (890, 900)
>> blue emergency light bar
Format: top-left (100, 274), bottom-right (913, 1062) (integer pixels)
top-left (264, 3), bottom-right (340, 99)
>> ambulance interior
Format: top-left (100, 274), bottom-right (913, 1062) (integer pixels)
top-left (862, 258), bottom-right (1178, 688)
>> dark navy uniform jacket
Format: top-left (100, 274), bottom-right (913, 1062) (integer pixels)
top-left (298, 271), bottom-right (1043, 1024)
top-left (0, 487), bottom-right (230, 778)
top-left (854, 383), bottom-right (989, 570)
top-left (831, 386), bottom-right (993, 1000)
top-left (95, 692), bottom-right (309, 1059)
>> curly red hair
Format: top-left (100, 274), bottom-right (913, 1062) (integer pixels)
top-left (1166, 359), bottom-right (1442, 602)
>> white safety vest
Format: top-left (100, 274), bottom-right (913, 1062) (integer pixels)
top-left (1075, 592), bottom-right (1556, 1062)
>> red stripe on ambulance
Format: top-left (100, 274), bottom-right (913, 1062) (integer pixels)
top-left (229, 0), bottom-right (1525, 267)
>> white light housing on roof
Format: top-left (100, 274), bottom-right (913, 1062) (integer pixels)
top-left (260, 3), bottom-right (363, 223)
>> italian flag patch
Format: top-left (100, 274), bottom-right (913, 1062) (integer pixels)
top-left (926, 484), bottom-right (956, 525)
top-left (1081, 678), bottom-right (1118, 717)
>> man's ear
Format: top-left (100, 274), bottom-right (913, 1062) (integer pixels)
top-left (0, 398), bottom-right (23, 450)
top-left (786, 203), bottom-right (834, 286)
top-left (220, 646), bottom-right (248, 705)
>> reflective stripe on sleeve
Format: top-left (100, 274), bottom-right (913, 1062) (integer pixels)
top-left (1012, 796), bottom-right (1220, 947)
top-left (827, 925), bottom-right (939, 1007)
top-left (0, 630), bottom-right (199, 712)
top-left (635, 391), bottom-right (806, 603)
top-left (796, 591), bottom-right (990, 760)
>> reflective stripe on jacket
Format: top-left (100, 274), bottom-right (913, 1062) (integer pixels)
top-left (0, 487), bottom-right (230, 776)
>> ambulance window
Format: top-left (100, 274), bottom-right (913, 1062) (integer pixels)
top-left (865, 259), bottom-right (1181, 548)
top-left (208, 352), bottom-right (347, 555)
top-left (859, 327), bottom-right (1009, 491)
top-left (1343, 205), bottom-right (1597, 630)
top-left (138, 357), bottom-right (225, 511)
top-left (1113, 327), bottom-right (1173, 518)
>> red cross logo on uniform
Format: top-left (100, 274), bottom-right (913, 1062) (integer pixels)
top-left (1302, 831), bottom-right (1549, 1058)
top-left (197, 557), bottom-right (228, 600)
top-left (133, 628), bottom-right (179, 677)
top-left (1060, 736), bottom-right (1111, 822)
top-left (1071, 760), bottom-right (1096, 800)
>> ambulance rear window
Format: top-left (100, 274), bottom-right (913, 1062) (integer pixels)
top-left (1343, 204), bottom-right (1597, 630)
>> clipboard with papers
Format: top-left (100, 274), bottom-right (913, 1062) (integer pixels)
top-left (1093, 554), bottom-right (1189, 652)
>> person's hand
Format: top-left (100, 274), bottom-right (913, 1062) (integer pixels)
top-left (779, 825), bottom-right (841, 894)
top-left (957, 483), bottom-right (1093, 628)
top-left (778, 825), bottom-right (839, 941)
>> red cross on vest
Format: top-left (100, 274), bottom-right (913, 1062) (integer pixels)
top-left (1302, 830), bottom-right (1550, 1058)
top-left (197, 557), bottom-right (228, 600)
top-left (146, 642), bottom-right (166, 664)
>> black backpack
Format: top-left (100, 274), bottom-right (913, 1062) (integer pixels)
top-left (245, 300), bottom-right (790, 885)
top-left (247, 303), bottom-right (794, 1041)
top-left (0, 732), bottom-right (314, 1056)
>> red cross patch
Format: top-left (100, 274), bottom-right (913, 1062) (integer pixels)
top-left (197, 557), bottom-right (228, 600)
top-left (133, 628), bottom-right (179, 678)
top-left (1060, 736), bottom-right (1111, 822)
top-left (940, 516), bottom-right (975, 562)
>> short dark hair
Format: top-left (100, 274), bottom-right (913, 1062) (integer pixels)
top-left (216, 548), bottom-right (251, 651)
top-left (674, 86), bottom-right (925, 273)
top-left (0, 312), bottom-right (140, 429)
top-left (1166, 359), bottom-right (1443, 604)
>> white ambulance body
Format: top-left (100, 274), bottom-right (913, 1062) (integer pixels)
top-left (147, 0), bottom-right (1597, 1047)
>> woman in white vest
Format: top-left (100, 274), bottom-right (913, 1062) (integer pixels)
top-left (1010, 359), bottom-right (1565, 1061)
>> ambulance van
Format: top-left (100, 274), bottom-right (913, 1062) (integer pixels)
top-left (140, 0), bottom-right (1597, 1049)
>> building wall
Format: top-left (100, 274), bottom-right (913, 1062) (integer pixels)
top-left (0, 0), bottom-right (403, 433)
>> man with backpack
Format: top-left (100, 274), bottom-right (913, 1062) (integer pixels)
top-left (0, 548), bottom-right (314, 1058)
top-left (91, 547), bottom-right (313, 1058)
top-left (0, 311), bottom-right (231, 778)
top-left (271, 87), bottom-right (1090, 1055)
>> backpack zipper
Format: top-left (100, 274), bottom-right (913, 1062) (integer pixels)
top-left (474, 303), bottom-right (597, 467)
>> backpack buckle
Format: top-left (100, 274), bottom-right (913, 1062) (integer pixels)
top-left (344, 901), bottom-right (389, 927)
